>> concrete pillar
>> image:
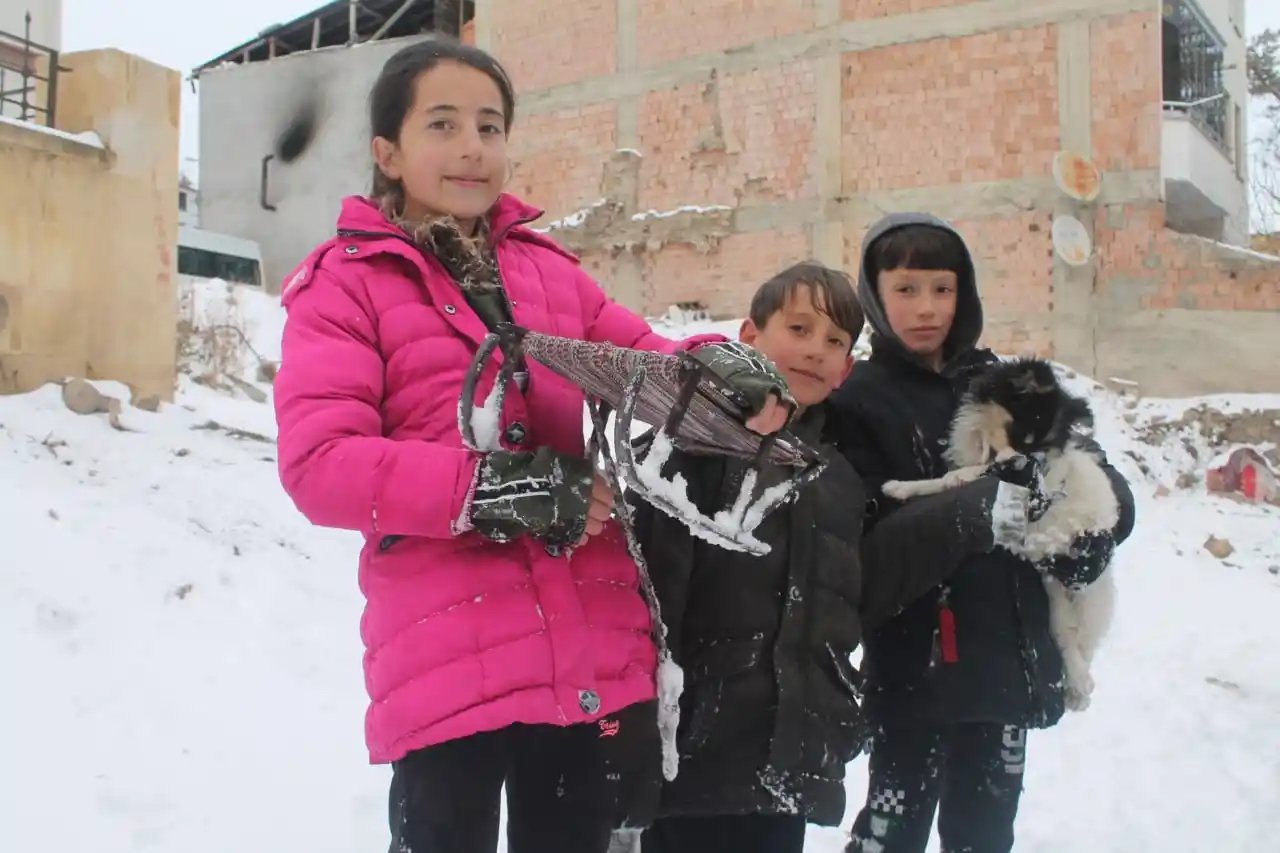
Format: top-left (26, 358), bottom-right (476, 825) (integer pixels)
top-left (472, 0), bottom-right (492, 50)
top-left (1051, 22), bottom-right (1099, 374)
top-left (812, 0), bottom-right (844, 269)
top-left (615, 0), bottom-right (638, 149)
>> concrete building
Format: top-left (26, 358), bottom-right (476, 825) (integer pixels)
top-left (0, 46), bottom-right (181, 400)
top-left (1161, 0), bottom-right (1250, 244)
top-left (192, 0), bottom-right (475, 292)
top-left (179, 173), bottom-right (200, 227)
top-left (472, 0), bottom-right (1277, 396)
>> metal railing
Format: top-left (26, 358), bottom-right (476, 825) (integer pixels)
top-left (1162, 92), bottom-right (1232, 155)
top-left (1161, 0), bottom-right (1229, 153)
top-left (0, 12), bottom-right (64, 126)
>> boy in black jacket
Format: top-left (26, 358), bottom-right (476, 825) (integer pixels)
top-left (629, 263), bottom-right (1044, 853)
top-left (830, 214), bottom-right (1136, 853)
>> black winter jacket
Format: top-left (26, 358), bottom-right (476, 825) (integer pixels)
top-left (630, 405), bottom-right (996, 826)
top-left (829, 212), bottom-right (1137, 730)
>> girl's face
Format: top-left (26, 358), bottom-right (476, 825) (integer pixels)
top-left (372, 61), bottom-right (508, 231)
top-left (876, 267), bottom-right (958, 368)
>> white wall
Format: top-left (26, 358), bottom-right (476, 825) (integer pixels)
top-left (0, 0), bottom-right (61, 49)
top-left (1164, 0), bottom-right (1249, 244)
top-left (1163, 114), bottom-right (1247, 240)
top-left (198, 35), bottom-right (432, 291)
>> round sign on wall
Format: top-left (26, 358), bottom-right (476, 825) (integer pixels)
top-left (1051, 215), bottom-right (1093, 266)
top-left (1053, 150), bottom-right (1102, 202)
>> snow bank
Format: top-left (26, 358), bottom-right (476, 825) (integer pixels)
top-left (2, 294), bottom-right (1278, 853)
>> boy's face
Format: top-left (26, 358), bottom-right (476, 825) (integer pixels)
top-left (876, 267), bottom-right (958, 362)
top-left (739, 285), bottom-right (854, 407)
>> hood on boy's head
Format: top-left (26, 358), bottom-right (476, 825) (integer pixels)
top-left (857, 212), bottom-right (983, 367)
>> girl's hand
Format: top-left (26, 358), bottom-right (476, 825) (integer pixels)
top-left (581, 473), bottom-right (615, 542)
top-left (469, 448), bottom-right (598, 545)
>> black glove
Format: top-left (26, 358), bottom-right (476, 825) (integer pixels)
top-left (1040, 531), bottom-right (1115, 589)
top-left (689, 342), bottom-right (795, 420)
top-left (988, 452), bottom-right (1053, 522)
top-left (469, 448), bottom-right (595, 547)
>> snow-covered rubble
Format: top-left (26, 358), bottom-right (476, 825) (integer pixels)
top-left (1, 283), bottom-right (1277, 852)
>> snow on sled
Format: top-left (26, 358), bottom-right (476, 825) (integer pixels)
top-left (458, 323), bottom-right (827, 555)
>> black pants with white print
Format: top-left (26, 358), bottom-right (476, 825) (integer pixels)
top-left (388, 700), bottom-right (661, 853)
top-left (847, 722), bottom-right (1027, 853)
top-left (641, 814), bottom-right (807, 853)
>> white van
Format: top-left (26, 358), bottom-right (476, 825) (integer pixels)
top-left (177, 225), bottom-right (264, 287)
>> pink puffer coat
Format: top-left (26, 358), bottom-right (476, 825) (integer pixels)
top-left (274, 194), bottom-right (724, 763)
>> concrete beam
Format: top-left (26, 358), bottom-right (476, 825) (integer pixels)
top-left (831, 169), bottom-right (1160, 225)
top-left (518, 0), bottom-right (1152, 115)
top-left (811, 0), bottom-right (844, 268)
top-left (541, 200), bottom-right (735, 255)
top-left (550, 169), bottom-right (1160, 241)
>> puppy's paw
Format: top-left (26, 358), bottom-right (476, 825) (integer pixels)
top-left (1064, 686), bottom-right (1092, 712)
top-left (881, 480), bottom-right (914, 500)
top-left (1064, 669), bottom-right (1095, 712)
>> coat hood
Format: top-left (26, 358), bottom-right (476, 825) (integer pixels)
top-left (856, 212), bottom-right (983, 373)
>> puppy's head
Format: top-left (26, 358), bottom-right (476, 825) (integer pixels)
top-left (967, 358), bottom-right (1092, 455)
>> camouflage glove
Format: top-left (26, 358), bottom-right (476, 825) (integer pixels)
top-left (469, 448), bottom-right (595, 546)
top-left (988, 451), bottom-right (1053, 522)
top-left (689, 342), bottom-right (794, 420)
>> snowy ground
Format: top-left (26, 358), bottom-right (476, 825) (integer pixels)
top-left (2, 283), bottom-right (1278, 852)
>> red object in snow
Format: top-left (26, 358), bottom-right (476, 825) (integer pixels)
top-left (1206, 448), bottom-right (1278, 505)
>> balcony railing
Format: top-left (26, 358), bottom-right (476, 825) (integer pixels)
top-left (1162, 0), bottom-right (1228, 153)
top-left (0, 12), bottom-right (63, 126)
top-left (1164, 91), bottom-right (1232, 155)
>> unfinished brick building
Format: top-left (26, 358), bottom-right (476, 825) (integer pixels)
top-left (472, 0), bottom-right (1279, 395)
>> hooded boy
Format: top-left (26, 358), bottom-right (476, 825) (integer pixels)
top-left (829, 214), bottom-right (1136, 853)
top-left (628, 262), bottom-right (1005, 853)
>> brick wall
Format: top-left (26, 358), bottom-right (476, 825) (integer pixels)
top-left (509, 104), bottom-right (618, 221)
top-left (638, 0), bottom-right (815, 67)
top-left (636, 62), bottom-right (819, 212)
top-left (491, 0), bottom-right (615, 91)
top-left (841, 27), bottom-right (1060, 192)
top-left (481, 0), bottom-right (1280, 392)
top-left (1099, 203), bottom-right (1280, 312)
top-left (842, 0), bottom-right (972, 18)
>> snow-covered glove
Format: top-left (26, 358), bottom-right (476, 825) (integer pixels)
top-left (469, 448), bottom-right (595, 546)
top-left (988, 452), bottom-right (1053, 522)
top-left (1039, 531), bottom-right (1115, 589)
top-left (689, 342), bottom-right (794, 421)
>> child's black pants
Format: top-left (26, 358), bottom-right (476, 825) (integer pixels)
top-left (388, 700), bottom-right (660, 853)
top-left (847, 721), bottom-right (1027, 853)
top-left (641, 814), bottom-right (806, 853)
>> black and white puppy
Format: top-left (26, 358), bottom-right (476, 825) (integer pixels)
top-left (882, 358), bottom-right (1119, 711)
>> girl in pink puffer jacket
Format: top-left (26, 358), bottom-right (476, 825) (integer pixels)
top-left (273, 38), bottom-right (790, 853)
